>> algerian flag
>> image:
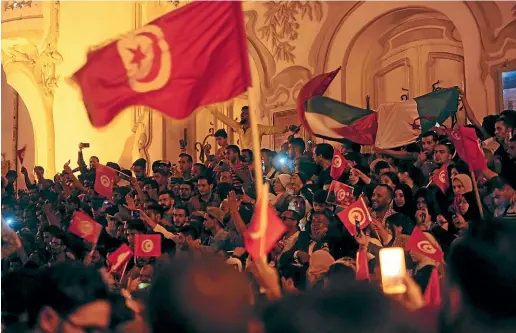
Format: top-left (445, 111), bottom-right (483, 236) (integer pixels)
top-left (414, 87), bottom-right (460, 133)
top-left (375, 100), bottom-right (421, 149)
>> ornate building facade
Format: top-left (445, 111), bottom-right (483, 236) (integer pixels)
top-left (2, 1), bottom-right (516, 177)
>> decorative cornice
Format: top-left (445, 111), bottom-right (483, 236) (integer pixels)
top-left (2, 1), bottom-right (62, 97)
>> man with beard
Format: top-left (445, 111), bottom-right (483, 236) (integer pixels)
top-left (158, 190), bottom-right (175, 224)
top-left (208, 105), bottom-right (298, 149)
top-left (46, 232), bottom-right (75, 267)
top-left (370, 184), bottom-right (395, 226)
top-left (414, 131), bottom-right (439, 182)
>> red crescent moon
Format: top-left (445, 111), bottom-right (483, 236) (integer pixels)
top-left (136, 31), bottom-right (162, 84)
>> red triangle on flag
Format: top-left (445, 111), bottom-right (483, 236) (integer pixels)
top-left (337, 197), bottom-right (371, 236)
top-left (244, 199), bottom-right (286, 262)
top-left (69, 211), bottom-right (103, 243)
top-left (94, 164), bottom-right (116, 199)
top-left (134, 234), bottom-right (162, 257)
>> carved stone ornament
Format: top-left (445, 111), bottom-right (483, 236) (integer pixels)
top-left (258, 1), bottom-right (322, 63)
top-left (2, 1), bottom-right (63, 97)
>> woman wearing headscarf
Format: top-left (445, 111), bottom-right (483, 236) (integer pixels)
top-left (271, 174), bottom-right (292, 207)
top-left (394, 184), bottom-right (416, 220)
top-left (451, 174), bottom-right (473, 196)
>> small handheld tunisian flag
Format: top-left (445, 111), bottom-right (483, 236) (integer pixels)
top-left (71, 1), bottom-right (251, 127)
top-left (108, 244), bottom-right (133, 274)
top-left (424, 268), bottom-right (442, 307)
top-left (330, 149), bottom-right (349, 180)
top-left (94, 164), bottom-right (116, 199)
top-left (244, 199), bottom-right (286, 262)
top-left (355, 248), bottom-right (370, 281)
top-left (446, 126), bottom-right (487, 172)
top-left (326, 180), bottom-right (354, 208)
top-left (431, 164), bottom-right (449, 193)
top-left (337, 197), bottom-right (372, 236)
top-left (405, 227), bottom-right (444, 262)
top-left (69, 211), bottom-right (103, 243)
top-left (135, 234), bottom-right (162, 257)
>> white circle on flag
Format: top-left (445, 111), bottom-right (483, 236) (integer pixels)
top-left (417, 240), bottom-right (437, 254)
top-left (438, 170), bottom-right (446, 183)
top-left (78, 221), bottom-right (93, 235)
top-left (141, 239), bottom-right (154, 253)
top-left (117, 25), bottom-right (171, 93)
top-left (348, 207), bottom-right (365, 225)
top-left (100, 175), bottom-right (111, 188)
top-left (337, 189), bottom-right (347, 201)
top-left (451, 130), bottom-right (461, 141)
top-left (332, 155), bottom-right (342, 168)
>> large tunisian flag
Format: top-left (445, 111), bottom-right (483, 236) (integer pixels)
top-left (72, 1), bottom-right (251, 127)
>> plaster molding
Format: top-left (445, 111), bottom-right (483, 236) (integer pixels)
top-left (371, 57), bottom-right (412, 108)
top-left (258, 1), bottom-right (322, 63)
top-left (2, 1), bottom-right (62, 98)
top-left (263, 65), bottom-right (311, 111)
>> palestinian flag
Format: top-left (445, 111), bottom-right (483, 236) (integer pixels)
top-left (305, 96), bottom-right (378, 145)
top-left (297, 67), bottom-right (341, 135)
top-left (300, 81), bottom-right (460, 147)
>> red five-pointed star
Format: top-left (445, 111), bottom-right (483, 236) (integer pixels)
top-left (128, 45), bottom-right (145, 68)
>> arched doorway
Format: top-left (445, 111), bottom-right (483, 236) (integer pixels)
top-left (321, 1), bottom-right (486, 117)
top-left (345, 7), bottom-right (465, 116)
top-left (1, 67), bottom-right (36, 189)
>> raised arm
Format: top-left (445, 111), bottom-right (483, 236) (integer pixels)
top-left (207, 107), bottom-right (240, 132)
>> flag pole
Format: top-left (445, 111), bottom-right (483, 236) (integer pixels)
top-left (247, 92), bottom-right (269, 267)
top-left (469, 168), bottom-right (484, 220)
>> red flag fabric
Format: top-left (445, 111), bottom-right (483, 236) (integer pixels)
top-left (297, 67), bottom-right (341, 133)
top-left (134, 234), bottom-right (162, 257)
top-left (431, 164), bottom-right (449, 193)
top-left (107, 244), bottom-right (133, 274)
top-left (326, 180), bottom-right (354, 208)
top-left (330, 149), bottom-right (349, 180)
top-left (72, 1), bottom-right (251, 127)
top-left (405, 227), bottom-right (444, 262)
top-left (423, 268), bottom-right (442, 307)
top-left (355, 248), bottom-right (370, 281)
top-left (244, 199), bottom-right (286, 261)
top-left (337, 197), bottom-right (372, 236)
top-left (17, 146), bottom-right (26, 165)
top-left (94, 164), bottom-right (116, 199)
top-left (69, 211), bottom-right (103, 243)
top-left (446, 126), bottom-right (487, 172)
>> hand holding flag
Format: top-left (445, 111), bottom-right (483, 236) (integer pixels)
top-left (337, 197), bottom-right (372, 236)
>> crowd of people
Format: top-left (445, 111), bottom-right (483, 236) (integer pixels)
top-left (2, 95), bottom-right (516, 333)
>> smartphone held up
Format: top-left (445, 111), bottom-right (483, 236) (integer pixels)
top-left (379, 247), bottom-right (407, 295)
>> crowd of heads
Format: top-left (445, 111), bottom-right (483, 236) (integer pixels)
top-left (2, 105), bottom-right (516, 333)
